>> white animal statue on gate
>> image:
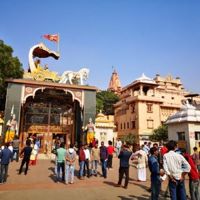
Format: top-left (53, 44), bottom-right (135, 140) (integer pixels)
top-left (59, 68), bottom-right (90, 85)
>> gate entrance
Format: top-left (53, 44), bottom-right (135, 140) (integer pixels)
top-left (21, 88), bottom-right (76, 153)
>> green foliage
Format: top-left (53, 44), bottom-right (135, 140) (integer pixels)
top-left (149, 124), bottom-right (168, 142)
top-left (121, 133), bottom-right (137, 145)
top-left (0, 40), bottom-right (23, 110)
top-left (96, 90), bottom-right (119, 115)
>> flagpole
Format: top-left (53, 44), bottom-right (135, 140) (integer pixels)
top-left (57, 33), bottom-right (60, 53)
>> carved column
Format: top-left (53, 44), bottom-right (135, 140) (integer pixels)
top-left (139, 85), bottom-right (143, 96)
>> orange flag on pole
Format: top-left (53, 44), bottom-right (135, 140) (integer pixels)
top-left (43, 34), bottom-right (59, 42)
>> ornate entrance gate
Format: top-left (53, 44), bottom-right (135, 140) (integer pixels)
top-left (21, 88), bottom-right (77, 153)
top-left (4, 78), bottom-right (96, 153)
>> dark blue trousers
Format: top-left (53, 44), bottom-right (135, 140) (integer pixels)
top-left (169, 179), bottom-right (187, 200)
top-left (151, 178), bottom-right (161, 200)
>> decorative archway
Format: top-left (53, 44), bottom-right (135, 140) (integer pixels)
top-left (20, 88), bottom-right (82, 153)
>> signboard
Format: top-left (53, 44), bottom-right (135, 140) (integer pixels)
top-left (177, 140), bottom-right (187, 149)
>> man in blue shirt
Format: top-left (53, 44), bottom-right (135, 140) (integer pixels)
top-left (100, 141), bottom-right (108, 178)
top-left (148, 146), bottom-right (164, 200)
top-left (117, 144), bottom-right (132, 189)
top-left (19, 139), bottom-right (32, 175)
top-left (0, 142), bottom-right (12, 184)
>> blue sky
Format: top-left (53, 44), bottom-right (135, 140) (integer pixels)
top-left (1, 1), bottom-right (200, 92)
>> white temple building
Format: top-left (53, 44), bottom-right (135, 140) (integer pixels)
top-left (166, 99), bottom-right (200, 154)
top-left (95, 112), bottom-right (117, 146)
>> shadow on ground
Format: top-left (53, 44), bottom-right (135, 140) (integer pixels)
top-left (118, 194), bottom-right (149, 200)
top-left (129, 181), bottom-right (150, 192)
top-left (103, 181), bottom-right (118, 187)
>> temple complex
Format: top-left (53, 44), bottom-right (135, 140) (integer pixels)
top-left (108, 69), bottom-right (122, 95)
top-left (114, 73), bottom-right (200, 143)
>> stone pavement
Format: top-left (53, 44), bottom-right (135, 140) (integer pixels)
top-left (0, 156), bottom-right (190, 200)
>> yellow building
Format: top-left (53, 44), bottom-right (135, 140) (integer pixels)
top-left (114, 73), bottom-right (195, 143)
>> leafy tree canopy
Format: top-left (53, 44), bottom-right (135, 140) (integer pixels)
top-left (149, 124), bottom-right (168, 142)
top-left (0, 40), bottom-right (23, 110)
top-left (121, 133), bottom-right (137, 145)
top-left (96, 90), bottom-right (119, 115)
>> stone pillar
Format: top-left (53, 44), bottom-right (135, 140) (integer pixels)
top-left (153, 88), bottom-right (156, 96)
top-left (139, 85), bottom-right (143, 96)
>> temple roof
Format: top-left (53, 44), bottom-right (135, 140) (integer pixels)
top-left (108, 69), bottom-right (122, 94)
top-left (135, 73), bottom-right (156, 84)
top-left (95, 112), bottom-right (115, 128)
top-left (122, 73), bottom-right (157, 91)
top-left (166, 101), bottom-right (200, 124)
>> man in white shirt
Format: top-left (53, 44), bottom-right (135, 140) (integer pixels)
top-left (115, 139), bottom-right (122, 157)
top-left (143, 142), bottom-right (150, 155)
top-left (163, 140), bottom-right (191, 200)
top-left (83, 144), bottom-right (91, 178)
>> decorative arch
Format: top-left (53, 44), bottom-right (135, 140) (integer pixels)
top-left (23, 86), bottom-right (83, 109)
top-left (23, 87), bottom-right (45, 104)
top-left (64, 89), bottom-right (83, 109)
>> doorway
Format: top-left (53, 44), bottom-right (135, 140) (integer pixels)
top-left (21, 88), bottom-right (79, 153)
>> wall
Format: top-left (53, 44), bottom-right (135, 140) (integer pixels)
top-left (188, 123), bottom-right (200, 153)
top-left (83, 90), bottom-right (96, 126)
top-left (167, 122), bottom-right (199, 153)
top-left (95, 127), bottom-right (117, 147)
top-left (3, 83), bottom-right (24, 137)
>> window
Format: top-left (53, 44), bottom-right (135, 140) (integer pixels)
top-left (131, 103), bottom-right (135, 113)
top-left (124, 122), bottom-right (126, 129)
top-left (121, 123), bottom-right (123, 130)
top-left (127, 122), bottom-right (129, 129)
top-left (195, 132), bottom-right (200, 140)
top-left (147, 103), bottom-right (153, 113)
top-left (147, 120), bottom-right (154, 129)
top-left (177, 132), bottom-right (185, 140)
top-left (131, 121), bottom-right (136, 129)
top-left (100, 132), bottom-right (107, 142)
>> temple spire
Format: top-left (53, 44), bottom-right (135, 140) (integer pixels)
top-left (108, 69), bottom-right (122, 95)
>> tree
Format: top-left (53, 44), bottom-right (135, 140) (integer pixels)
top-left (96, 90), bottom-right (119, 115)
top-left (121, 133), bottom-right (137, 145)
top-left (0, 40), bottom-right (23, 110)
top-left (149, 124), bottom-right (168, 142)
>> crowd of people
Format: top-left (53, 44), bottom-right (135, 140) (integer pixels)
top-left (0, 135), bottom-right (40, 183)
top-left (52, 138), bottom-right (115, 183)
top-left (0, 137), bottom-right (200, 200)
top-left (147, 141), bottom-right (200, 200)
top-left (49, 138), bottom-right (200, 200)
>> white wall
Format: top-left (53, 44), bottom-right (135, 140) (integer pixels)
top-left (95, 127), bottom-right (117, 147)
top-left (188, 123), bottom-right (200, 153)
top-left (168, 122), bottom-right (200, 154)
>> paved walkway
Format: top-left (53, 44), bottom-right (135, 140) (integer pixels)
top-left (0, 156), bottom-right (190, 200)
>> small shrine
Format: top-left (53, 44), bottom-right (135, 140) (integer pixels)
top-left (4, 42), bottom-right (96, 153)
top-left (166, 95), bottom-right (200, 153)
top-left (95, 111), bottom-right (117, 146)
